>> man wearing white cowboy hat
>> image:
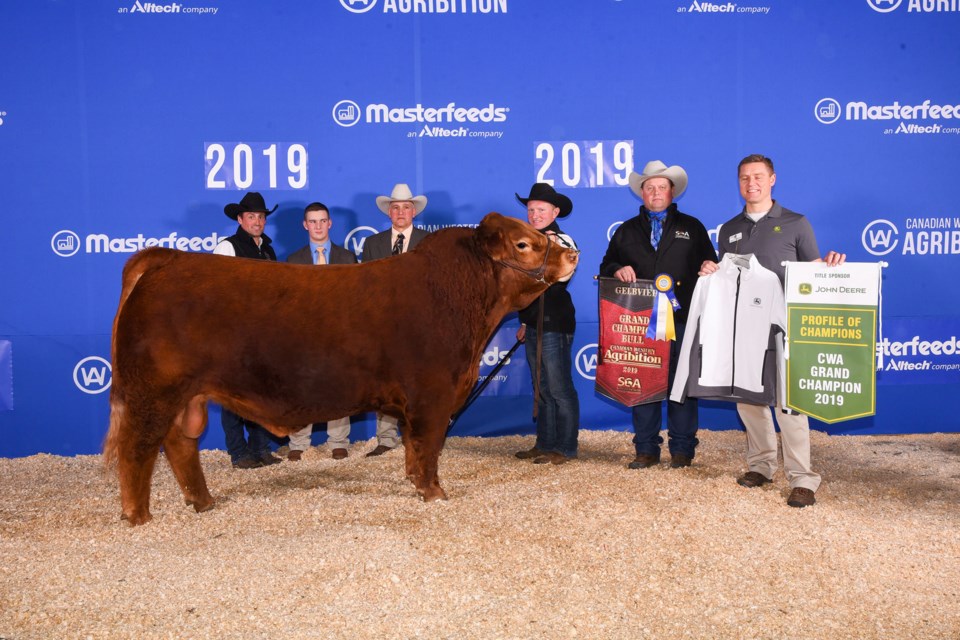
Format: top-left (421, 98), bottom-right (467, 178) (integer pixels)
top-left (213, 191), bottom-right (284, 469)
top-left (360, 183), bottom-right (430, 457)
top-left (599, 160), bottom-right (717, 471)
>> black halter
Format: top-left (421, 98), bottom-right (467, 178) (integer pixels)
top-left (497, 233), bottom-right (554, 283)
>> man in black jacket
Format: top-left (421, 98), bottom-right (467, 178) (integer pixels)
top-left (213, 191), bottom-right (284, 469)
top-left (599, 161), bottom-right (717, 470)
top-left (513, 183), bottom-right (580, 465)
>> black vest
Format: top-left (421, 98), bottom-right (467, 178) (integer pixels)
top-left (226, 226), bottom-right (277, 261)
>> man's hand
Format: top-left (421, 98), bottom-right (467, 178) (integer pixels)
top-left (516, 324), bottom-right (526, 342)
top-left (698, 260), bottom-right (719, 277)
top-left (818, 250), bottom-right (847, 266)
top-left (614, 266), bottom-right (637, 282)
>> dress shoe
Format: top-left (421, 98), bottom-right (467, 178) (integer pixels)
top-left (287, 450), bottom-right (303, 462)
top-left (737, 471), bottom-right (773, 488)
top-left (232, 457), bottom-right (263, 470)
top-left (787, 487), bottom-right (816, 508)
top-left (627, 454), bottom-right (660, 469)
top-left (365, 444), bottom-right (394, 457)
top-left (670, 455), bottom-right (693, 469)
top-left (515, 447), bottom-right (543, 460)
top-left (258, 452), bottom-right (282, 466)
top-left (331, 448), bottom-right (348, 460)
top-left (533, 452), bottom-right (570, 465)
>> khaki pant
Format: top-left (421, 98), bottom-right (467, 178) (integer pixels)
top-left (736, 403), bottom-right (821, 492)
top-left (375, 413), bottom-right (401, 449)
top-left (289, 417), bottom-right (352, 451)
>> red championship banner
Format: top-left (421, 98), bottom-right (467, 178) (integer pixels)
top-left (596, 277), bottom-right (671, 406)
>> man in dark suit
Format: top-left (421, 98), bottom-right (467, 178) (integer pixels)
top-left (285, 202), bottom-right (358, 461)
top-left (360, 183), bottom-right (430, 457)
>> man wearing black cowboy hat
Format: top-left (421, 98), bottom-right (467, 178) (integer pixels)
top-left (513, 183), bottom-right (581, 466)
top-left (599, 160), bottom-right (717, 471)
top-left (213, 191), bottom-right (284, 469)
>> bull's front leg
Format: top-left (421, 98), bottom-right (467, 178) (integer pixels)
top-left (402, 412), bottom-right (449, 502)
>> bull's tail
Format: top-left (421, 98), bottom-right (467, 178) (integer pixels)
top-left (104, 248), bottom-right (179, 469)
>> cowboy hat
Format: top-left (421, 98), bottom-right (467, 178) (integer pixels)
top-left (628, 160), bottom-right (688, 200)
top-left (376, 183), bottom-right (428, 215)
top-left (515, 183), bottom-right (573, 218)
top-left (224, 192), bottom-right (279, 220)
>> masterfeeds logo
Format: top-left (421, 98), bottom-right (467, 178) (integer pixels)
top-left (334, 101), bottom-right (509, 127)
top-left (333, 100), bottom-right (509, 139)
top-left (74, 356), bottom-right (112, 395)
top-left (862, 217), bottom-right (960, 257)
top-left (814, 98), bottom-right (842, 125)
top-left (52, 230), bottom-right (82, 257)
top-left (51, 230), bottom-right (223, 256)
top-left (341, 0), bottom-right (507, 14)
top-left (815, 97), bottom-right (960, 135)
top-left (332, 100), bottom-right (362, 127)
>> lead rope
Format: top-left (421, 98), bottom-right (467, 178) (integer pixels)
top-left (532, 292), bottom-right (545, 419)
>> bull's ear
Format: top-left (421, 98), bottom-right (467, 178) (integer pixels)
top-left (477, 212), bottom-right (506, 260)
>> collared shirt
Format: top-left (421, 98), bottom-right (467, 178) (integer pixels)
top-left (391, 227), bottom-right (413, 254)
top-left (717, 201), bottom-right (820, 285)
top-left (310, 239), bottom-right (332, 264)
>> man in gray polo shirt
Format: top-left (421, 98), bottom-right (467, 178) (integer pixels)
top-left (699, 154), bottom-right (845, 508)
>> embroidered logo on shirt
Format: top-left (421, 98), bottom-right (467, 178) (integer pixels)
top-left (773, 225), bottom-right (782, 233)
top-left (674, 230), bottom-right (690, 240)
top-left (752, 297), bottom-right (763, 307)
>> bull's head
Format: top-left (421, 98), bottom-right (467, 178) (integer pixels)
top-left (476, 212), bottom-right (579, 307)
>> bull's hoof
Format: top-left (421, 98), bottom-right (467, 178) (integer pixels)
top-left (419, 486), bottom-right (448, 502)
top-left (120, 511), bottom-right (153, 527)
top-left (186, 497), bottom-right (215, 513)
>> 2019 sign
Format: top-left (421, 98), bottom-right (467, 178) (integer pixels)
top-left (204, 142), bottom-right (309, 190)
top-left (534, 140), bottom-right (634, 189)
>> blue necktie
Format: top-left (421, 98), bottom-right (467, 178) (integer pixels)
top-left (649, 211), bottom-right (666, 249)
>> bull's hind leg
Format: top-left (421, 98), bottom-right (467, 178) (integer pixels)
top-left (114, 403), bottom-right (172, 526)
top-left (403, 411), bottom-right (449, 502)
top-left (163, 396), bottom-right (214, 514)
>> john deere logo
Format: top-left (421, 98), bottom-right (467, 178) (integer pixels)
top-left (773, 225), bottom-right (782, 233)
top-left (799, 283), bottom-right (813, 295)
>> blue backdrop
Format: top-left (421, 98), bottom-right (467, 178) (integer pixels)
top-left (3, 0), bottom-right (959, 458)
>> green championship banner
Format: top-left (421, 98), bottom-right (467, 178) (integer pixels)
top-left (596, 277), bottom-right (671, 406)
top-left (783, 262), bottom-right (883, 423)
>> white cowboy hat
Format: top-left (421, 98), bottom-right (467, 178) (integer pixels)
top-left (628, 160), bottom-right (688, 200)
top-left (376, 183), bottom-right (428, 215)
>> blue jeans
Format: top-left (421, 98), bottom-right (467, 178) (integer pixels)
top-left (524, 327), bottom-right (580, 458)
top-left (221, 407), bottom-right (272, 463)
top-left (631, 322), bottom-right (699, 459)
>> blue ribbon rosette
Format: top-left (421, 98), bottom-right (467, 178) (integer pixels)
top-left (646, 273), bottom-right (681, 341)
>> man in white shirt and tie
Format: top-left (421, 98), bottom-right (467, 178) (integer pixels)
top-left (285, 202), bottom-right (358, 460)
top-left (360, 183), bottom-right (430, 456)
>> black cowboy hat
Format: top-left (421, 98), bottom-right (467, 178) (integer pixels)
top-left (515, 183), bottom-right (573, 218)
top-left (224, 192), bottom-right (279, 220)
